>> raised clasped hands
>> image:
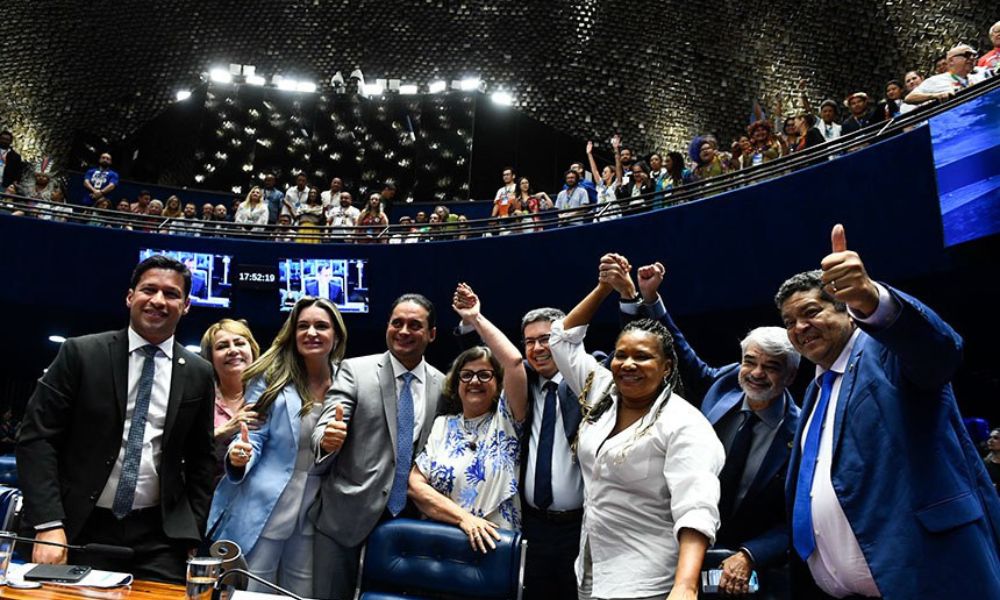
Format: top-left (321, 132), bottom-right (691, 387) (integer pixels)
top-left (819, 224), bottom-right (879, 317)
top-left (636, 261), bottom-right (665, 303)
top-left (598, 253), bottom-right (637, 298)
top-left (452, 282), bottom-right (481, 324)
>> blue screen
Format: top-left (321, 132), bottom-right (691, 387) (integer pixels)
top-left (929, 84), bottom-right (1000, 247)
top-left (278, 258), bottom-right (369, 314)
top-left (138, 248), bottom-right (233, 308)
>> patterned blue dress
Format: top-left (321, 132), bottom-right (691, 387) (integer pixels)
top-left (415, 394), bottom-right (523, 530)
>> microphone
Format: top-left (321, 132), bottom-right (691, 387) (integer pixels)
top-left (210, 541), bottom-right (304, 600)
top-left (8, 534), bottom-right (135, 559)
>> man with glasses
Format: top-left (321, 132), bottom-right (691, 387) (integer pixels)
top-left (311, 294), bottom-right (444, 600)
top-left (905, 43), bottom-right (980, 105)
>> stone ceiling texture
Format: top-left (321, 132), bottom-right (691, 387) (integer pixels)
top-left (1, 1), bottom-right (996, 167)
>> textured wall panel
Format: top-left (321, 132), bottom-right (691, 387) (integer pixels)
top-left (0, 1), bottom-right (995, 171)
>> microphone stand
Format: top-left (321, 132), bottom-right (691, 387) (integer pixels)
top-left (3, 534), bottom-right (134, 559)
top-left (214, 569), bottom-right (307, 600)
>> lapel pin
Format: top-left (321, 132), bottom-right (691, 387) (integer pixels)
top-left (178, 357), bottom-right (186, 365)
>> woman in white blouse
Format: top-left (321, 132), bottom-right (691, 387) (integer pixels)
top-left (549, 254), bottom-right (724, 600)
top-left (234, 186), bottom-right (270, 229)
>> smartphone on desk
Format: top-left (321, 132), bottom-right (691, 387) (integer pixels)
top-left (701, 569), bottom-right (759, 594)
top-left (24, 564), bottom-right (93, 583)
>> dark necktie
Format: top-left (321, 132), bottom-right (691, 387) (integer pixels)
top-left (111, 344), bottom-right (159, 519)
top-left (387, 372), bottom-right (416, 516)
top-left (533, 381), bottom-right (559, 510)
top-left (718, 410), bottom-right (759, 519)
top-left (792, 370), bottom-right (839, 561)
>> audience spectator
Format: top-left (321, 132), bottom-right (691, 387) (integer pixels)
top-left (282, 174), bottom-right (310, 219)
top-left (935, 53), bottom-right (949, 74)
top-left (984, 428), bottom-right (1000, 493)
top-left (87, 197), bottom-right (113, 226)
top-left (132, 190), bottom-right (152, 214)
top-left (82, 152), bottom-right (119, 206)
top-left (0, 130), bottom-right (25, 190)
top-left (146, 199), bottom-right (164, 218)
top-left (980, 21), bottom-right (1000, 71)
top-left (311, 293), bottom-right (443, 600)
top-left (262, 173), bottom-right (285, 224)
top-left (618, 145), bottom-right (636, 186)
top-left (274, 213), bottom-right (296, 242)
top-left (320, 177), bottom-right (345, 207)
top-left (115, 199), bottom-right (135, 230)
top-left (209, 297), bottom-right (347, 598)
top-left (514, 177), bottom-right (553, 218)
top-left (414, 211), bottom-right (428, 228)
top-left (586, 140), bottom-right (620, 221)
top-left (792, 113), bottom-right (826, 152)
top-left (410, 283), bottom-right (528, 545)
top-left (200, 202), bottom-right (215, 221)
top-left (379, 183), bottom-right (398, 216)
top-left (567, 160), bottom-right (599, 204)
top-left (663, 151), bottom-right (692, 191)
top-left (213, 203), bottom-right (229, 222)
top-left (879, 80), bottom-right (906, 119)
top-left (325, 192), bottom-right (360, 240)
top-left (903, 71), bottom-right (925, 92)
top-left (554, 169), bottom-right (590, 220)
top-left (492, 167), bottom-right (519, 218)
top-left (172, 202), bottom-right (202, 236)
top-left (235, 187), bottom-right (269, 229)
top-left (648, 153), bottom-right (668, 188)
top-left (162, 195), bottom-right (183, 219)
top-left (295, 188), bottom-right (325, 243)
top-left (691, 136), bottom-right (731, 181)
top-left (616, 159), bottom-right (655, 208)
top-left (356, 193), bottom-right (389, 243)
top-left (7, 170), bottom-right (56, 202)
top-left (744, 121), bottom-right (783, 167)
top-left (816, 100), bottom-right (842, 141)
top-left (906, 43), bottom-right (979, 105)
top-left (199, 319), bottom-right (261, 480)
top-left (549, 253), bottom-right (724, 600)
top-left (779, 117), bottom-right (798, 154)
top-left (38, 186), bottom-right (72, 222)
top-left (840, 92), bottom-right (878, 135)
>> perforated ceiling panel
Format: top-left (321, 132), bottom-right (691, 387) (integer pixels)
top-left (0, 1), bottom-right (995, 169)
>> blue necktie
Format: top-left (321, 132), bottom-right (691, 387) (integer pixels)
top-left (792, 370), bottom-right (839, 561)
top-left (111, 344), bottom-right (159, 519)
top-left (387, 372), bottom-right (416, 516)
top-left (533, 381), bottom-right (559, 510)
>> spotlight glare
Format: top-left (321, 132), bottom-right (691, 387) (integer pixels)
top-left (362, 83), bottom-right (385, 96)
top-left (210, 68), bottom-right (233, 83)
top-left (185, 344), bottom-right (201, 353)
top-left (429, 80), bottom-right (447, 94)
top-left (459, 77), bottom-right (481, 91)
top-left (175, 90), bottom-right (192, 101)
top-left (296, 81), bottom-right (317, 93)
top-left (48, 335), bottom-right (67, 344)
top-left (246, 74), bottom-right (266, 86)
top-left (277, 78), bottom-right (298, 91)
top-left (491, 91), bottom-right (513, 106)
top-left (399, 84), bottom-right (419, 95)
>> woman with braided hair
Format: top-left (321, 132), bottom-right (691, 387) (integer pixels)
top-left (548, 253), bottom-right (724, 600)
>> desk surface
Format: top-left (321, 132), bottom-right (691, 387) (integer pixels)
top-left (0, 579), bottom-right (183, 600)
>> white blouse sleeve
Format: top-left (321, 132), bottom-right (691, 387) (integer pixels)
top-left (663, 404), bottom-right (725, 544)
top-left (548, 318), bottom-right (605, 398)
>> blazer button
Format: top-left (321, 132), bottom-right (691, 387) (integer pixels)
top-left (89, 493), bottom-right (98, 501)
top-left (382, 489), bottom-right (388, 496)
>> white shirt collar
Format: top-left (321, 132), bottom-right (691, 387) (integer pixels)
top-left (814, 327), bottom-right (862, 380)
top-left (538, 371), bottom-right (564, 389)
top-left (389, 352), bottom-right (426, 383)
top-left (127, 327), bottom-right (174, 359)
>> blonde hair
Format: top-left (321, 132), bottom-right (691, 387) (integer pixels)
top-left (163, 195), bottom-right (183, 218)
top-left (200, 319), bottom-right (261, 375)
top-left (243, 186), bottom-right (263, 206)
top-left (241, 296), bottom-right (348, 417)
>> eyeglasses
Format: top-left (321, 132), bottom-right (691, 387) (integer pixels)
top-left (523, 334), bottom-right (551, 348)
top-left (459, 369), bottom-right (496, 383)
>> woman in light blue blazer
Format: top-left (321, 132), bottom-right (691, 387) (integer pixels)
top-left (208, 296), bottom-right (347, 597)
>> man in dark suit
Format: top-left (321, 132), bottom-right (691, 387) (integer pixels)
top-left (629, 261), bottom-right (800, 598)
top-left (777, 224), bottom-right (1000, 599)
top-left (311, 293), bottom-right (443, 600)
top-left (16, 255), bottom-right (216, 582)
top-left (0, 130), bottom-right (25, 190)
top-left (304, 263), bottom-right (345, 304)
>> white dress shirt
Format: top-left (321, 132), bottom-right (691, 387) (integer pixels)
top-left (96, 328), bottom-right (174, 511)
top-left (802, 283), bottom-right (899, 598)
top-left (389, 354), bottom-right (427, 442)
top-left (522, 372), bottom-right (585, 511)
top-left (549, 320), bottom-right (724, 598)
top-left (282, 186), bottom-right (310, 217)
top-left (818, 120), bottom-right (842, 141)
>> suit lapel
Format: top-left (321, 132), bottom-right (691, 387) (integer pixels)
top-left (162, 343), bottom-right (187, 448)
top-left (786, 381), bottom-right (816, 505)
top-left (831, 337), bottom-right (867, 463)
top-left (705, 388), bottom-right (743, 425)
top-left (109, 330), bottom-right (130, 422)
top-left (418, 368), bottom-right (441, 450)
top-left (745, 392), bottom-right (796, 501)
top-left (379, 353), bottom-right (398, 457)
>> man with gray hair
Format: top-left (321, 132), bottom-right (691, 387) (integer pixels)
top-left (626, 260), bottom-right (801, 598)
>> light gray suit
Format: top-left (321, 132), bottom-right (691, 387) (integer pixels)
top-left (310, 351), bottom-right (443, 599)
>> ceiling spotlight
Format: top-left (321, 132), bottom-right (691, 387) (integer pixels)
top-left (277, 78), bottom-right (298, 91)
top-left (176, 90), bottom-right (192, 101)
top-left (491, 91), bottom-right (513, 106)
top-left (246, 74), bottom-right (266, 86)
top-left (296, 81), bottom-right (317, 93)
top-left (362, 83), bottom-right (385, 96)
top-left (429, 80), bottom-right (447, 93)
top-left (210, 67), bottom-right (233, 83)
top-left (399, 84), bottom-right (419, 95)
top-left (48, 335), bottom-right (67, 344)
top-left (459, 77), bottom-right (481, 91)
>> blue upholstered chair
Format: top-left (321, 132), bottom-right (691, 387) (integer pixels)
top-left (964, 417), bottom-right (990, 448)
top-left (0, 454), bottom-right (18, 487)
top-left (356, 518), bottom-right (526, 600)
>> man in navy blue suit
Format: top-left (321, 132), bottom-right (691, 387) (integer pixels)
top-left (613, 259), bottom-right (800, 598)
top-left (776, 224), bottom-right (1000, 599)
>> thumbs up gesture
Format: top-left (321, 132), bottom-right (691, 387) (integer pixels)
top-left (321, 403), bottom-right (348, 454)
top-left (229, 422), bottom-right (253, 468)
top-left (820, 224), bottom-right (879, 317)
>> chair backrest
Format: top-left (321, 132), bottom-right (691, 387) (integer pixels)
top-left (0, 454), bottom-right (18, 487)
top-left (0, 485), bottom-right (22, 532)
top-left (359, 518), bottom-right (524, 600)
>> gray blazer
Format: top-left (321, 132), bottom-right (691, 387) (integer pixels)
top-left (311, 351), bottom-right (443, 547)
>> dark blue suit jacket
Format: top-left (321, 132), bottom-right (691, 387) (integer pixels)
top-left (786, 288), bottom-right (1000, 598)
top-left (653, 303), bottom-right (799, 568)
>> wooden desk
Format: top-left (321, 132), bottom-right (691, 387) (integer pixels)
top-left (0, 579), bottom-right (184, 600)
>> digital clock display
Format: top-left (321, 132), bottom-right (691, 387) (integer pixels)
top-left (234, 264), bottom-right (279, 290)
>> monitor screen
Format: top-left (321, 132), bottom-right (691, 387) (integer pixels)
top-left (278, 258), bottom-right (369, 313)
top-left (929, 83), bottom-right (1000, 247)
top-left (138, 248), bottom-right (233, 308)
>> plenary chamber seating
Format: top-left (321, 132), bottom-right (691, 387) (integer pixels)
top-left (356, 518), bottom-right (526, 600)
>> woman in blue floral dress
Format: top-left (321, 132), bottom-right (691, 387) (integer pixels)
top-left (409, 283), bottom-right (528, 552)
